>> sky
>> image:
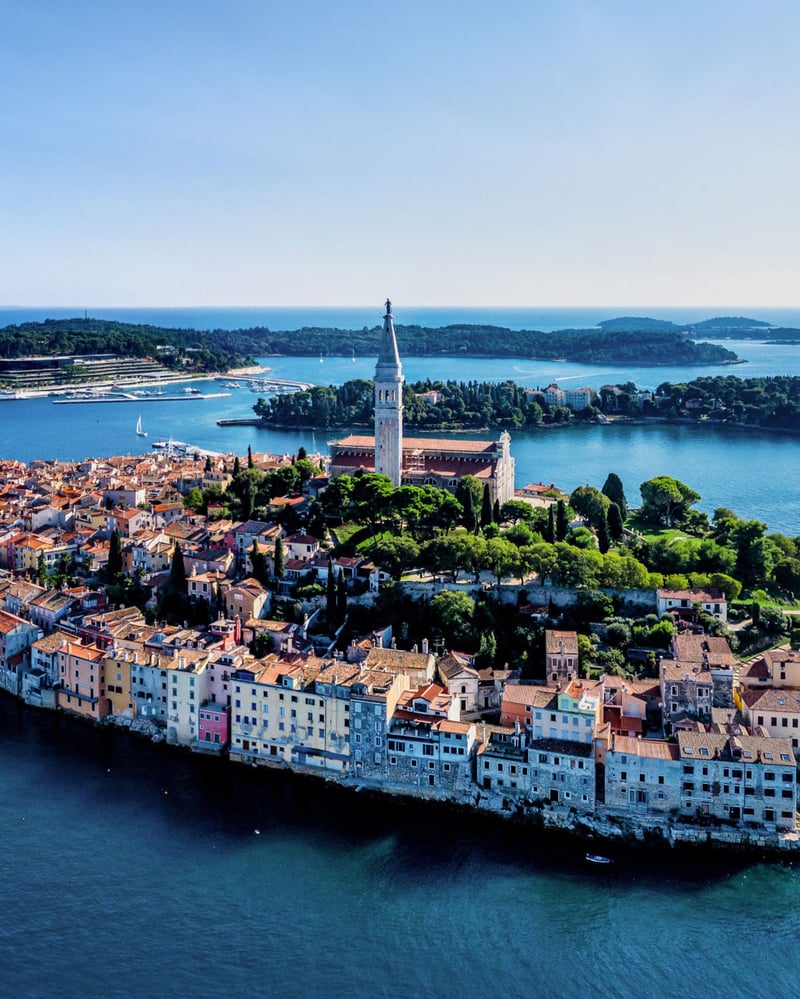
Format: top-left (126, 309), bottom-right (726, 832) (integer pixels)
top-left (1, 0), bottom-right (799, 307)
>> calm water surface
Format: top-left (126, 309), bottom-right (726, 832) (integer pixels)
top-left (3, 346), bottom-right (799, 533)
top-left (1, 698), bottom-right (798, 999)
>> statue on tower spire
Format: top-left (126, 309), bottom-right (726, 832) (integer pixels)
top-left (385, 298), bottom-right (392, 315)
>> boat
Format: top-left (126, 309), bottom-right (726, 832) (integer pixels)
top-left (136, 415), bottom-right (147, 438)
top-left (319, 352), bottom-right (324, 363)
top-left (585, 853), bottom-right (612, 865)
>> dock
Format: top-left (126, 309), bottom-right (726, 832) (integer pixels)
top-left (53, 391), bottom-right (232, 404)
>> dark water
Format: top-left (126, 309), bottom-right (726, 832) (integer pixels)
top-left (1, 696), bottom-right (798, 999)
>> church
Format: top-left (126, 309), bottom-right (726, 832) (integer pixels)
top-left (328, 300), bottom-right (515, 506)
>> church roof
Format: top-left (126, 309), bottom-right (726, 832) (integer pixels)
top-left (331, 434), bottom-right (497, 455)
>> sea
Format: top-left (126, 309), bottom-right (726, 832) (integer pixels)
top-left (2, 306), bottom-right (800, 997)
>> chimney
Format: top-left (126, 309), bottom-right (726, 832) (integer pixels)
top-left (422, 638), bottom-right (429, 655)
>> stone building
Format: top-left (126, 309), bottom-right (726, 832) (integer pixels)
top-left (660, 661), bottom-right (713, 731)
top-left (545, 630), bottom-right (579, 682)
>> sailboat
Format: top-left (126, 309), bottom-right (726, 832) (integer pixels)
top-left (136, 415), bottom-right (148, 438)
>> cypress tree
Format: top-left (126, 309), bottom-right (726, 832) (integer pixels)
top-left (480, 484), bottom-right (493, 529)
top-left (462, 489), bottom-right (477, 533)
top-left (251, 540), bottom-right (267, 584)
top-left (233, 455), bottom-right (241, 477)
top-left (326, 557), bottom-right (336, 622)
top-left (273, 536), bottom-right (285, 579)
top-left (602, 472), bottom-right (627, 519)
top-left (336, 569), bottom-right (348, 623)
top-left (493, 498), bottom-right (501, 524)
top-left (556, 500), bottom-right (569, 542)
top-left (247, 444), bottom-right (254, 469)
top-left (597, 514), bottom-right (611, 554)
top-left (108, 527), bottom-right (124, 580)
top-left (169, 541), bottom-right (186, 592)
top-left (546, 504), bottom-right (555, 544)
top-left (204, 455), bottom-right (212, 472)
top-left (607, 502), bottom-right (624, 541)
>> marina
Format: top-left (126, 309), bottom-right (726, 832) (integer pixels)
top-left (52, 390), bottom-right (232, 404)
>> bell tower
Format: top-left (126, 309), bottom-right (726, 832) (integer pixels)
top-left (374, 298), bottom-right (404, 486)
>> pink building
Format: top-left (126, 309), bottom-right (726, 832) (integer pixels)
top-left (196, 701), bottom-right (230, 751)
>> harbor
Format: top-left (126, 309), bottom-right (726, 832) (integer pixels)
top-left (53, 389), bottom-right (232, 404)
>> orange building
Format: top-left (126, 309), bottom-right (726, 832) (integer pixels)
top-left (56, 640), bottom-right (108, 718)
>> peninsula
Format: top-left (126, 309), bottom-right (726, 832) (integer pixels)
top-left (0, 302), bottom-right (797, 858)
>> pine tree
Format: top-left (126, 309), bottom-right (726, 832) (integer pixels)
top-left (480, 484), bottom-right (493, 529)
top-left (297, 446), bottom-right (307, 460)
top-left (36, 551), bottom-right (48, 586)
top-left (556, 500), bottom-right (569, 542)
top-left (108, 527), bottom-right (123, 580)
top-left (546, 504), bottom-right (555, 543)
top-left (273, 536), bottom-right (285, 579)
top-left (597, 513), bottom-right (611, 554)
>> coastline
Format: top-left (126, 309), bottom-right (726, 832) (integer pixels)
top-left (5, 688), bottom-right (795, 860)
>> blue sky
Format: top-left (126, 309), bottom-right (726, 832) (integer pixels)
top-left (1, 0), bottom-right (798, 306)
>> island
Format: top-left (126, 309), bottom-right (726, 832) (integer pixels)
top-left (0, 317), bottom-right (743, 397)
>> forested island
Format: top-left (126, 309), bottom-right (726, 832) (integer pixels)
top-left (252, 374), bottom-right (800, 432)
top-left (0, 316), bottom-right (746, 368)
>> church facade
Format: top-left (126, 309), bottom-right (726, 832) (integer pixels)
top-left (328, 299), bottom-right (515, 506)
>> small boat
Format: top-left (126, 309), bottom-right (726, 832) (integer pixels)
top-left (585, 853), bottom-right (612, 865)
top-left (319, 352), bottom-right (324, 363)
top-left (136, 415), bottom-right (148, 438)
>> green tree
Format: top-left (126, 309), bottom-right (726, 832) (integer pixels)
top-left (249, 632), bottom-right (275, 658)
top-left (250, 540), bottom-right (268, 585)
top-left (233, 455), bottom-right (241, 477)
top-left (461, 487), bottom-right (477, 533)
top-left (602, 472), bottom-right (627, 519)
top-left (169, 541), bottom-right (187, 592)
top-left (555, 500), bottom-right (569, 542)
top-left (247, 444), bottom-right (254, 469)
top-left (607, 502), bottom-right (624, 541)
top-left (569, 485), bottom-right (610, 529)
top-left (431, 590), bottom-right (475, 648)
top-left (336, 569), bottom-right (348, 622)
top-left (546, 504), bottom-right (555, 543)
top-left (36, 551), bottom-right (48, 586)
top-left (108, 527), bottom-right (124, 580)
top-left (326, 558), bottom-right (336, 621)
top-left (372, 535), bottom-right (420, 580)
top-left (480, 483), bottom-right (493, 529)
top-left (640, 476), bottom-right (700, 526)
top-left (273, 536), bottom-right (285, 579)
top-left (484, 536), bottom-right (519, 586)
top-left (596, 514), bottom-right (611, 554)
